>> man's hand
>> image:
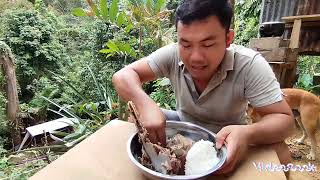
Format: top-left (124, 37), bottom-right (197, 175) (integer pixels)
top-left (214, 125), bottom-right (250, 174)
top-left (139, 102), bottom-right (166, 146)
top-left (112, 59), bottom-right (167, 146)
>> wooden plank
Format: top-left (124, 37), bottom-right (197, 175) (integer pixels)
top-left (259, 48), bottom-right (298, 62)
top-left (282, 14), bottom-right (320, 23)
top-left (249, 37), bottom-right (289, 50)
top-left (285, 21), bottom-right (320, 28)
top-left (289, 19), bottom-right (301, 49)
top-left (260, 49), bottom-right (286, 62)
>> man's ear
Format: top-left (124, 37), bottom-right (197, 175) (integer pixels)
top-left (226, 29), bottom-right (234, 48)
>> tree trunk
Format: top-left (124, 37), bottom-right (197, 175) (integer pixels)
top-left (0, 41), bottom-right (21, 147)
top-left (230, 0), bottom-right (235, 29)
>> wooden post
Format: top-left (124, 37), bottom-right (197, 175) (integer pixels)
top-left (289, 19), bottom-right (302, 49)
top-left (0, 41), bottom-right (21, 147)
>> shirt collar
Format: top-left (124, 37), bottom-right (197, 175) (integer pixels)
top-left (220, 45), bottom-right (235, 72)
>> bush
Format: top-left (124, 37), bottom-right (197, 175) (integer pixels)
top-left (3, 9), bottom-right (66, 102)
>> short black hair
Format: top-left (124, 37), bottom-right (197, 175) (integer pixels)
top-left (175, 0), bottom-right (233, 31)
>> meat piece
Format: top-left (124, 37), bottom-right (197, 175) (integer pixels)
top-left (128, 101), bottom-right (183, 175)
top-left (167, 134), bottom-right (194, 174)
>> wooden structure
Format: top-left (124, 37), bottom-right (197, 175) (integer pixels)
top-left (249, 37), bottom-right (298, 88)
top-left (250, 14), bottom-right (320, 88)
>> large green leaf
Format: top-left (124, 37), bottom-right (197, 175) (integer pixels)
top-left (109, 0), bottom-right (119, 23)
top-left (72, 8), bottom-right (87, 17)
top-left (100, 0), bottom-right (109, 20)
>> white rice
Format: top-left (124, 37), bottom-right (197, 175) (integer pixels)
top-left (185, 139), bottom-right (220, 175)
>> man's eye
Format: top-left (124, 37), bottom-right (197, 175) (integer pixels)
top-left (181, 44), bottom-right (190, 48)
top-left (203, 44), bottom-right (214, 47)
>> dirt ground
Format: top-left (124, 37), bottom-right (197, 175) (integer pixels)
top-left (286, 127), bottom-right (320, 180)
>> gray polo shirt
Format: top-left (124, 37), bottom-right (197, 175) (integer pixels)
top-left (147, 43), bottom-right (282, 133)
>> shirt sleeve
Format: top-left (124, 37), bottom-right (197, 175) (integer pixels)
top-left (146, 43), bottom-right (178, 78)
top-left (244, 54), bottom-right (283, 107)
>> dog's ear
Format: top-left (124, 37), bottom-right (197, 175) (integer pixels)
top-left (246, 103), bottom-right (253, 115)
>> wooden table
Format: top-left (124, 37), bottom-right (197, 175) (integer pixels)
top-left (30, 120), bottom-right (287, 180)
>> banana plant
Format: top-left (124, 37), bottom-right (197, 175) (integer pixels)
top-left (72, 0), bottom-right (133, 31)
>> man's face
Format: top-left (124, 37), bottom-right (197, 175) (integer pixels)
top-left (177, 16), bottom-right (234, 83)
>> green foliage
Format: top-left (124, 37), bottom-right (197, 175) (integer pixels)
top-left (43, 0), bottom-right (86, 15)
top-left (150, 78), bottom-right (176, 110)
top-left (295, 56), bottom-right (320, 94)
top-left (0, 155), bottom-right (50, 180)
top-left (3, 9), bottom-right (66, 102)
top-left (100, 40), bottom-right (137, 59)
top-left (234, 0), bottom-right (262, 46)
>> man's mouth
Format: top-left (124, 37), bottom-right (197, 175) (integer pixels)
top-left (191, 65), bottom-right (207, 71)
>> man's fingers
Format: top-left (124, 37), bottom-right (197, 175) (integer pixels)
top-left (148, 131), bottom-right (158, 144)
top-left (215, 159), bottom-right (237, 174)
top-left (215, 144), bottom-right (239, 174)
top-left (156, 128), bottom-right (166, 146)
top-left (216, 126), bottom-right (231, 149)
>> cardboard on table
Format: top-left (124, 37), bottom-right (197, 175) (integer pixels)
top-left (30, 120), bottom-right (287, 180)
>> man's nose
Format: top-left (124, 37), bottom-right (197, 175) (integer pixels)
top-left (190, 48), bottom-right (205, 62)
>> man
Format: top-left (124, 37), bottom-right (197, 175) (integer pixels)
top-left (113, 0), bottom-right (294, 175)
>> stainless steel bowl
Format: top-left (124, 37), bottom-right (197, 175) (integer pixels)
top-left (127, 121), bottom-right (227, 180)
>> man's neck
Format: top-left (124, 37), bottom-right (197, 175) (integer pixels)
top-left (193, 79), bottom-right (209, 94)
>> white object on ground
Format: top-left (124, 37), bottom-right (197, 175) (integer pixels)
top-left (17, 117), bottom-right (77, 151)
top-left (185, 139), bottom-right (220, 175)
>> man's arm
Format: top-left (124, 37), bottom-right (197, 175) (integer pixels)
top-left (215, 100), bottom-right (294, 174)
top-left (246, 100), bottom-right (294, 145)
top-left (112, 58), bottom-right (166, 145)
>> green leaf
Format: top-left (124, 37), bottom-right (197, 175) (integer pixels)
top-left (124, 23), bottom-right (134, 33)
top-left (121, 43), bottom-right (131, 53)
top-left (52, 130), bottom-right (70, 137)
top-left (64, 124), bottom-right (86, 141)
top-left (116, 12), bottom-right (126, 27)
top-left (65, 133), bottom-right (90, 148)
top-left (106, 41), bottom-right (119, 51)
top-left (47, 70), bottom-right (87, 102)
top-left (155, 0), bottom-right (166, 13)
top-left (106, 54), bottom-right (113, 59)
top-left (86, 64), bottom-right (106, 102)
top-left (109, 0), bottom-right (119, 23)
top-left (301, 74), bottom-right (313, 88)
top-left (42, 96), bottom-right (81, 120)
top-left (99, 49), bottom-right (113, 54)
top-left (92, 3), bottom-right (100, 17)
top-left (100, 0), bottom-right (109, 20)
top-left (72, 8), bottom-right (87, 17)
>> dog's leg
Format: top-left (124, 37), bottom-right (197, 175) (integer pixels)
top-left (306, 129), bottom-right (317, 160)
top-left (295, 116), bottom-right (308, 144)
top-left (300, 110), bottom-right (318, 160)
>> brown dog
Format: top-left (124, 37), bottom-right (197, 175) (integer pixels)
top-left (247, 88), bottom-right (320, 160)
